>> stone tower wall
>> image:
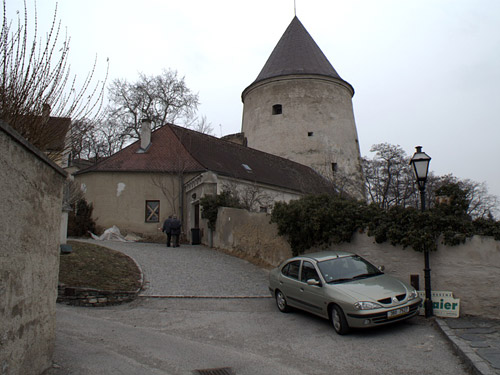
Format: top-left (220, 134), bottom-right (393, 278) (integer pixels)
top-left (242, 75), bottom-right (363, 190)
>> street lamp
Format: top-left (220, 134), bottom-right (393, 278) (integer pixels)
top-left (409, 146), bottom-right (433, 318)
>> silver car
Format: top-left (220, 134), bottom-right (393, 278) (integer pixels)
top-left (268, 251), bottom-right (422, 334)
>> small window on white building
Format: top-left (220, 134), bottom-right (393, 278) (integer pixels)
top-left (145, 200), bottom-right (160, 223)
top-left (260, 206), bottom-right (268, 213)
top-left (331, 163), bottom-right (338, 173)
top-left (308, 132), bottom-right (314, 137)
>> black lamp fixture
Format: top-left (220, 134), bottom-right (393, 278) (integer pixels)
top-left (409, 146), bottom-right (433, 318)
top-left (410, 146), bottom-right (432, 191)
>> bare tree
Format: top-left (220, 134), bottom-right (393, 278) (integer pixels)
top-left (221, 179), bottom-right (277, 212)
top-left (185, 114), bottom-right (214, 135)
top-left (433, 174), bottom-right (499, 219)
top-left (363, 143), bottom-right (414, 209)
top-left (151, 173), bottom-right (183, 217)
top-left (107, 69), bottom-right (199, 141)
top-left (363, 143), bottom-right (499, 218)
top-left (0, 0), bottom-right (107, 155)
top-left (72, 113), bottom-right (129, 162)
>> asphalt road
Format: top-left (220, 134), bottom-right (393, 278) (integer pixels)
top-left (46, 241), bottom-right (471, 374)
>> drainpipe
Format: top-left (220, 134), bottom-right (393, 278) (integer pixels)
top-left (179, 173), bottom-right (184, 236)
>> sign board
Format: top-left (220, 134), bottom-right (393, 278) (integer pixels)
top-left (418, 291), bottom-right (460, 318)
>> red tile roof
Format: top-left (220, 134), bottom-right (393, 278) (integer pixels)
top-left (77, 125), bottom-right (204, 173)
top-left (77, 124), bottom-right (332, 194)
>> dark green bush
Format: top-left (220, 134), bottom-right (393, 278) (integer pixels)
top-left (271, 192), bottom-right (499, 256)
top-left (200, 190), bottom-right (242, 230)
top-left (271, 195), bottom-right (367, 256)
top-left (68, 198), bottom-right (96, 237)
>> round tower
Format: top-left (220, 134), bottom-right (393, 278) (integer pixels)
top-left (241, 17), bottom-right (364, 198)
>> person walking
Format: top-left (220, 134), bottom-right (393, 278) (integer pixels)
top-left (162, 215), bottom-right (173, 247)
top-left (170, 215), bottom-right (181, 247)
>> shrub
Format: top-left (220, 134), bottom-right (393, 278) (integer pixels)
top-left (271, 195), bottom-right (367, 256)
top-left (200, 190), bottom-right (242, 230)
top-left (68, 199), bottom-right (96, 237)
top-left (271, 193), bottom-right (500, 256)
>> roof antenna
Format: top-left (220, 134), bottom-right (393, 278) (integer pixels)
top-left (294, 0), bottom-right (297, 16)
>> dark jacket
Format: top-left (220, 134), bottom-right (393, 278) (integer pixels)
top-left (170, 218), bottom-right (181, 235)
top-left (162, 218), bottom-right (173, 234)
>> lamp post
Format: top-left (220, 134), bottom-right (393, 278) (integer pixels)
top-left (409, 146), bottom-right (433, 318)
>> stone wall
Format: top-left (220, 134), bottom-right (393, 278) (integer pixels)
top-left (212, 207), bottom-right (291, 267)
top-left (0, 121), bottom-right (66, 375)
top-left (213, 207), bottom-right (500, 319)
top-left (57, 285), bottom-right (140, 307)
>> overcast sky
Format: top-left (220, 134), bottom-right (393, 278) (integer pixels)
top-left (6, 0), bottom-right (500, 201)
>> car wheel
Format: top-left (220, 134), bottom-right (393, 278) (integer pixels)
top-left (330, 305), bottom-right (349, 335)
top-left (275, 290), bottom-right (290, 313)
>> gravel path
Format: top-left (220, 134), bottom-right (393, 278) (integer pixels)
top-left (74, 239), bottom-right (271, 298)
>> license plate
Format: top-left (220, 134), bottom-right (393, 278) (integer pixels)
top-left (387, 306), bottom-right (410, 319)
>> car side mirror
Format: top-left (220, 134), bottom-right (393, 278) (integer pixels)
top-left (307, 279), bottom-right (321, 287)
top-left (378, 265), bottom-right (385, 272)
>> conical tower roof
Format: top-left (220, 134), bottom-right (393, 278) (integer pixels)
top-left (250, 16), bottom-right (351, 89)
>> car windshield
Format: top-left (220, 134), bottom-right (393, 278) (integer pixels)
top-left (317, 255), bottom-right (383, 284)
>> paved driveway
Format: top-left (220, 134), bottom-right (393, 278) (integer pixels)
top-left (84, 240), bottom-right (270, 297)
top-left (46, 240), bottom-right (470, 375)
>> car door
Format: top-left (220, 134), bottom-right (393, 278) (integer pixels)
top-left (298, 261), bottom-right (327, 317)
top-left (278, 260), bottom-right (303, 308)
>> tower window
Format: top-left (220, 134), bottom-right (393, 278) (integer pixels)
top-left (331, 163), bottom-right (338, 173)
top-left (272, 104), bottom-right (282, 115)
top-left (308, 132), bottom-right (314, 137)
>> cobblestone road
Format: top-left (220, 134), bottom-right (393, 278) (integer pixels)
top-left (80, 239), bottom-right (270, 297)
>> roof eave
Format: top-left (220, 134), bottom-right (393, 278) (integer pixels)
top-left (242, 73), bottom-right (354, 102)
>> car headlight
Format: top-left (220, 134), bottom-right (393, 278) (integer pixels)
top-left (408, 289), bottom-right (419, 301)
top-left (354, 301), bottom-right (382, 310)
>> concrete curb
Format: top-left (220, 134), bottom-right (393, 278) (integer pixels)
top-left (59, 240), bottom-right (146, 307)
top-left (128, 253), bottom-right (145, 295)
top-left (138, 295), bottom-right (272, 299)
top-left (435, 318), bottom-right (497, 375)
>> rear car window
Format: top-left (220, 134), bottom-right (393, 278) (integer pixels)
top-left (281, 260), bottom-right (301, 280)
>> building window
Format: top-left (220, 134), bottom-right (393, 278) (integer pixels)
top-left (272, 104), bottom-right (282, 115)
top-left (331, 163), bottom-right (338, 173)
top-left (145, 200), bottom-right (160, 223)
top-left (259, 206), bottom-right (268, 213)
top-left (308, 132), bottom-right (314, 137)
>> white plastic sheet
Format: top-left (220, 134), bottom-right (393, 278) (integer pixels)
top-left (89, 225), bottom-right (140, 242)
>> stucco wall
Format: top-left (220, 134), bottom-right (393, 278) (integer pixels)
top-left (0, 122), bottom-right (66, 375)
top-left (184, 172), bottom-right (305, 246)
top-left (213, 207), bottom-right (291, 267)
top-left (214, 207), bottom-right (500, 319)
top-left (242, 75), bottom-right (363, 188)
top-left (75, 172), bottom-right (196, 237)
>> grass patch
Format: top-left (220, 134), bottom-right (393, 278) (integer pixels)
top-left (59, 241), bottom-right (142, 291)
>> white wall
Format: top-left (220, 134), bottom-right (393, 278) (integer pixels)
top-left (214, 207), bottom-right (500, 319)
